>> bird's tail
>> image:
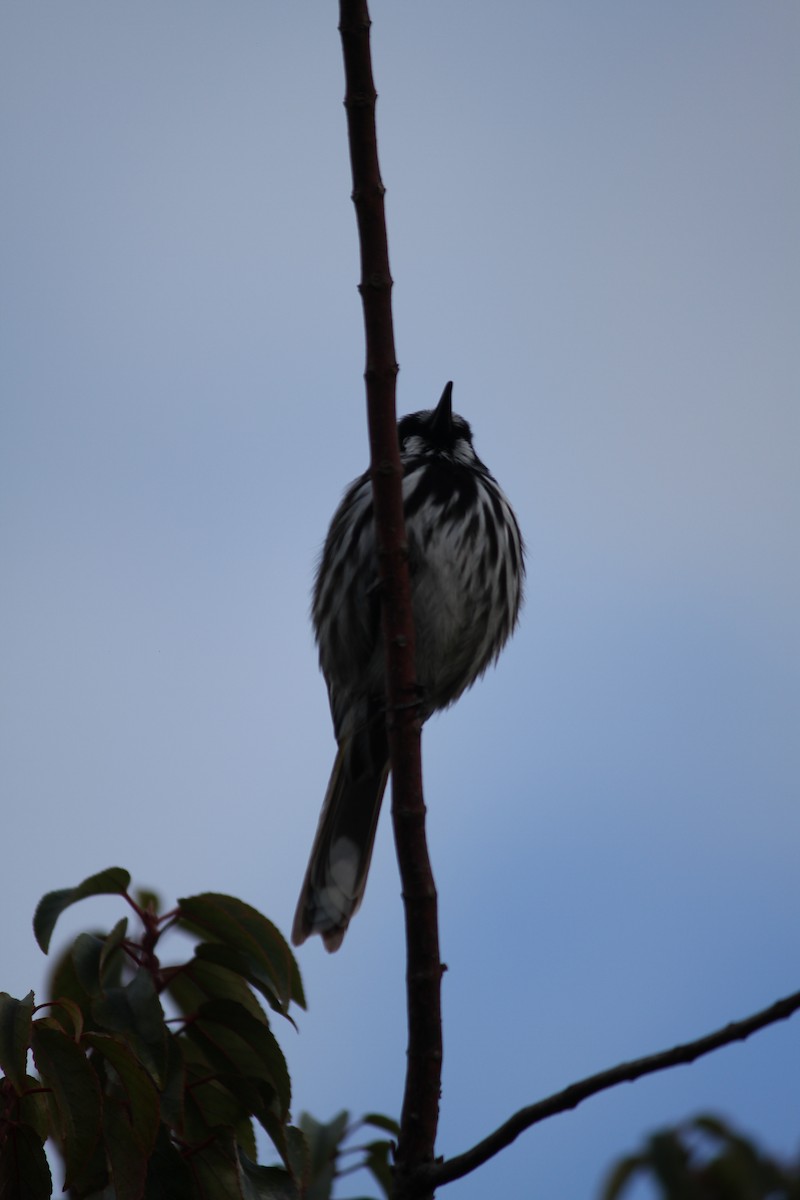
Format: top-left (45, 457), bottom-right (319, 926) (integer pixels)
top-left (292, 735), bottom-right (389, 952)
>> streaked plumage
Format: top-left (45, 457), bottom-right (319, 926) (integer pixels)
top-left (292, 382), bottom-right (524, 951)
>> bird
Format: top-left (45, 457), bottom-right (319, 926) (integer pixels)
top-left (292, 381), bottom-right (524, 951)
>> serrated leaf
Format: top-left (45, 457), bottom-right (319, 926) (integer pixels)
top-left (158, 1033), bottom-right (186, 1135)
top-left (182, 1029), bottom-right (277, 1138)
top-left (30, 1021), bottom-right (102, 1189)
top-left (283, 1126), bottom-right (309, 1191)
top-left (0, 1122), bottom-right (52, 1200)
top-left (0, 991), bottom-right (35, 1093)
top-left (72, 932), bottom-right (106, 996)
top-left (194, 999), bottom-right (290, 1115)
top-left (237, 1116), bottom-right (258, 1163)
top-left (103, 1099), bottom-right (150, 1200)
top-left (57, 1101), bottom-right (111, 1197)
top-left (182, 1052), bottom-right (257, 1137)
top-left (362, 1139), bottom-right (393, 1197)
top-left (33, 1014), bottom-right (68, 1034)
top-left (225, 1123), bottom-right (303, 1198)
top-left (44, 996), bottom-right (84, 1041)
top-left (192, 943), bottom-right (294, 1023)
top-left (144, 1126), bottom-right (195, 1200)
top-left (238, 1148), bottom-right (299, 1200)
top-left (18, 1074), bottom-right (57, 1142)
top-left (91, 967), bottom-right (168, 1086)
top-left (178, 894), bottom-right (305, 1015)
top-left (34, 867), bottom-right (131, 953)
top-left (298, 1111), bottom-right (349, 1200)
top-left (84, 1033), bottom-right (160, 1154)
top-left (166, 954), bottom-right (269, 1025)
top-left (45, 939), bottom-right (93, 1023)
top-left (261, 1111), bottom-right (297, 1176)
top-left (100, 916), bottom-right (130, 974)
top-left (184, 1125), bottom-right (244, 1200)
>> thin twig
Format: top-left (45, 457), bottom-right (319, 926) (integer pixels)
top-left (409, 985), bottom-right (800, 1193)
top-left (337, 3), bottom-right (443, 1194)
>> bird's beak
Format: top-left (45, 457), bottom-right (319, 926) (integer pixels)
top-left (431, 381), bottom-right (454, 440)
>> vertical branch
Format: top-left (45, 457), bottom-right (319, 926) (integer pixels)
top-left (337, 2), bottom-right (442, 1195)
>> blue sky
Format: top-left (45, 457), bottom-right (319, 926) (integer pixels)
top-left (2, 3), bottom-right (798, 1197)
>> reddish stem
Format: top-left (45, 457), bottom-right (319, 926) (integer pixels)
top-left (338, 4), bottom-right (443, 1195)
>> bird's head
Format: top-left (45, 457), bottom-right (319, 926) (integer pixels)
top-left (397, 382), bottom-right (478, 466)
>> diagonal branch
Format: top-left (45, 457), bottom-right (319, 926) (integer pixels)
top-left (411, 984), bottom-right (800, 1193)
top-left (338, 2), bottom-right (443, 1194)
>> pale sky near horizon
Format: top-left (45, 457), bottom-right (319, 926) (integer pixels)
top-left (2, 4), bottom-right (799, 1198)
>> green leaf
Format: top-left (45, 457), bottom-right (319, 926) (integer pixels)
top-left (84, 1032), bottom-right (160, 1155)
top-left (40, 996), bottom-right (84, 1041)
top-left (182, 1027), bottom-right (278, 1138)
top-left (362, 1139), bottom-right (394, 1198)
top-left (166, 955), bottom-right (269, 1025)
top-left (45, 939), bottom-right (94, 1023)
top-left (282, 1126), bottom-right (309, 1192)
top-left (184, 1125), bottom-right (244, 1200)
top-left (647, 1130), bottom-right (698, 1196)
top-left (34, 867), bottom-right (131, 953)
top-left (17, 1073), bottom-right (57, 1143)
top-left (91, 967), bottom-right (168, 1086)
top-left (260, 1111), bottom-right (300, 1177)
top-left (298, 1111), bottom-right (349, 1200)
top-left (0, 991), bottom-right (35, 1093)
top-left (182, 1048), bottom-right (256, 1137)
top-left (232, 1114), bottom-right (258, 1164)
top-left (134, 887), bottom-right (163, 914)
top-left (178, 894), bottom-right (305, 1015)
top-left (30, 1020), bottom-right (102, 1190)
top-left (0, 1122), bottom-right (52, 1200)
top-left (193, 999), bottom-right (290, 1115)
top-left (103, 1099), bottom-right (150, 1200)
top-left (600, 1154), bottom-right (646, 1200)
top-left (158, 1033), bottom-right (186, 1135)
top-left (144, 1126), bottom-right (195, 1200)
top-left (72, 932), bottom-right (106, 996)
top-left (177, 1044), bottom-right (258, 1162)
top-left (238, 1148), bottom-right (300, 1200)
top-left (362, 1112), bottom-right (400, 1137)
top-left (100, 916), bottom-right (130, 975)
top-left (690, 1113), bottom-right (734, 1142)
top-left (192, 943), bottom-right (297, 1024)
